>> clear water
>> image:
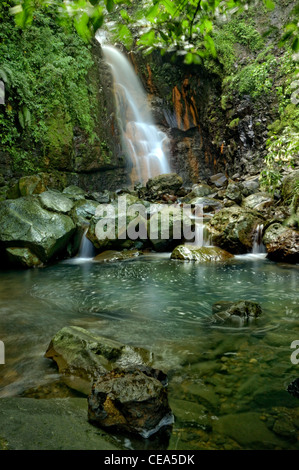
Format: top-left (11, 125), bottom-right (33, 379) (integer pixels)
top-left (0, 255), bottom-right (298, 449)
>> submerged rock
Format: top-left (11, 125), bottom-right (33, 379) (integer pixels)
top-left (212, 300), bottom-right (262, 326)
top-left (88, 366), bottom-right (173, 438)
top-left (93, 249), bottom-right (142, 262)
top-left (45, 326), bottom-right (152, 383)
top-left (206, 206), bottom-right (264, 254)
top-left (0, 196), bottom-right (75, 265)
top-left (171, 245), bottom-right (234, 262)
top-left (263, 223), bottom-right (299, 264)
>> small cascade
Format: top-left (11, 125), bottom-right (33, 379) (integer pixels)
top-left (252, 224), bottom-right (266, 254)
top-left (96, 38), bottom-right (171, 185)
top-left (77, 228), bottom-right (95, 260)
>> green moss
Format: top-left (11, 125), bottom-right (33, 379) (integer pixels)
top-left (0, 3), bottom-right (98, 174)
top-left (229, 118), bottom-right (240, 129)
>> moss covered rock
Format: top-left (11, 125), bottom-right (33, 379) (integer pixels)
top-left (263, 223), bottom-right (299, 264)
top-left (206, 206), bottom-right (264, 254)
top-left (0, 196), bottom-right (75, 264)
top-left (171, 245), bottom-right (234, 262)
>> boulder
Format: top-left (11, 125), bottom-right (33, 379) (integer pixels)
top-left (212, 300), bottom-right (262, 326)
top-left (171, 245), bottom-right (234, 262)
top-left (71, 199), bottom-right (99, 226)
top-left (5, 247), bottom-right (42, 268)
top-left (18, 175), bottom-right (46, 197)
top-left (145, 173), bottom-right (183, 200)
top-left (0, 196), bottom-right (75, 264)
top-left (209, 173), bottom-right (227, 188)
top-left (45, 326), bottom-right (152, 382)
top-left (188, 197), bottom-right (223, 213)
top-left (281, 169), bottom-right (299, 206)
top-left (183, 184), bottom-right (213, 202)
top-left (206, 206), bottom-right (264, 254)
top-left (88, 366), bottom-right (173, 438)
top-left (242, 192), bottom-right (274, 211)
top-left (88, 196), bottom-right (148, 252)
top-left (39, 190), bottom-right (74, 214)
top-left (225, 182), bottom-right (243, 204)
top-left (93, 249), bottom-right (142, 262)
top-left (287, 378), bottom-right (299, 398)
top-left (148, 204), bottom-right (194, 251)
top-left (263, 223), bottom-right (299, 264)
top-left (62, 185), bottom-right (86, 201)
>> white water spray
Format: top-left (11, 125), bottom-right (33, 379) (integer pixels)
top-left (97, 38), bottom-right (171, 185)
top-left (252, 224), bottom-right (266, 254)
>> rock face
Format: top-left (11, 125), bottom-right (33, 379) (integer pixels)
top-left (212, 300), bottom-right (262, 326)
top-left (0, 196), bottom-right (75, 264)
top-left (88, 366), bottom-right (173, 438)
top-left (281, 169), bottom-right (299, 205)
top-left (171, 245), bottom-right (234, 262)
top-left (206, 206), bottom-right (264, 254)
top-left (263, 223), bottom-right (299, 264)
top-left (45, 326), bottom-right (152, 382)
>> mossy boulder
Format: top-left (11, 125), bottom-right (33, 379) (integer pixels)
top-left (19, 175), bottom-right (46, 197)
top-left (242, 192), bottom-right (274, 211)
top-left (39, 190), bottom-right (74, 214)
top-left (145, 173), bottom-right (183, 200)
top-left (0, 196), bottom-right (75, 264)
top-left (206, 206), bottom-right (264, 254)
top-left (5, 247), bottom-right (42, 268)
top-left (45, 326), bottom-right (152, 385)
top-left (171, 245), bottom-right (234, 262)
top-left (263, 223), bottom-right (299, 264)
top-left (88, 366), bottom-right (172, 438)
top-left (212, 300), bottom-right (262, 326)
top-left (148, 204), bottom-right (194, 251)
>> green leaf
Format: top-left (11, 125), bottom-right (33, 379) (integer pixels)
top-left (161, 0), bottom-right (176, 16)
top-left (138, 29), bottom-right (155, 46)
top-left (263, 0), bottom-right (275, 11)
top-left (146, 3), bottom-right (160, 22)
top-left (106, 0), bottom-right (114, 13)
top-left (292, 37), bottom-right (299, 52)
top-left (74, 12), bottom-right (91, 42)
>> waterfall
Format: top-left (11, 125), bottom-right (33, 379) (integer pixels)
top-left (252, 224), bottom-right (266, 254)
top-left (77, 228), bottom-right (95, 260)
top-left (97, 40), bottom-right (171, 185)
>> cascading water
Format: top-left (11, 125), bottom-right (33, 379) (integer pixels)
top-left (252, 224), bottom-right (266, 254)
top-left (77, 228), bottom-right (95, 260)
top-left (97, 38), bottom-right (171, 185)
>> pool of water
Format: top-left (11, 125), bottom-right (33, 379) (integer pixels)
top-left (0, 254), bottom-right (298, 449)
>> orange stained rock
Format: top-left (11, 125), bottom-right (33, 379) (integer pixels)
top-left (146, 64), bottom-right (155, 95)
top-left (172, 86), bottom-right (183, 129)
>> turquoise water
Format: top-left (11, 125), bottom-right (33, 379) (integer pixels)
top-left (0, 254), bottom-right (298, 449)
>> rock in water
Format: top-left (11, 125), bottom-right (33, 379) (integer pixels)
top-left (45, 326), bottom-right (152, 382)
top-left (212, 300), bottom-right (262, 326)
top-left (88, 366), bottom-right (173, 438)
top-left (171, 245), bottom-right (234, 262)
